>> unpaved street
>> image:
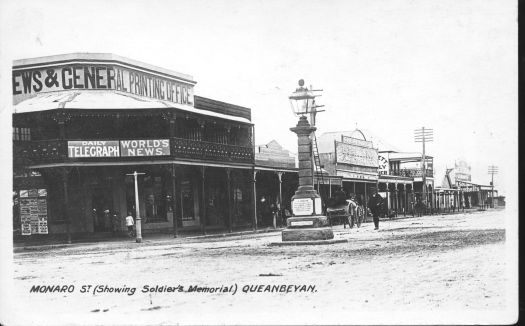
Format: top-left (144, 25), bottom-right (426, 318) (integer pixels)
top-left (6, 209), bottom-right (515, 325)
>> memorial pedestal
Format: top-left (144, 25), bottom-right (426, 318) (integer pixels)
top-left (281, 117), bottom-right (335, 242)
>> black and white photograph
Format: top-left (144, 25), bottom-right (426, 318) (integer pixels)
top-left (0, 0), bottom-right (518, 325)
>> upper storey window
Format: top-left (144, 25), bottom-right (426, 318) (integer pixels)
top-left (13, 127), bottom-right (31, 141)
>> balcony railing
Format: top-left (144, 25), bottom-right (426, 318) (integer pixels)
top-left (14, 140), bottom-right (68, 164)
top-left (14, 137), bottom-right (254, 165)
top-left (389, 168), bottom-right (434, 178)
top-left (170, 138), bottom-right (253, 163)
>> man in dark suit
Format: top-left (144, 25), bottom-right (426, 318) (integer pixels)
top-left (368, 188), bottom-right (383, 230)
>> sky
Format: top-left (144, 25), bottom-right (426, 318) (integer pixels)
top-left (0, 0), bottom-right (517, 196)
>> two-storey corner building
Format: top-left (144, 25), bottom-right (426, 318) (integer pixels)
top-left (12, 53), bottom-right (256, 240)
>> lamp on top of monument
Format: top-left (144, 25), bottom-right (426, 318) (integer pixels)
top-left (280, 79), bottom-right (334, 242)
top-left (289, 79), bottom-right (316, 117)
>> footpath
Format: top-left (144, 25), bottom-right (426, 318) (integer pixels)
top-left (13, 226), bottom-right (286, 253)
top-left (13, 207), bottom-right (487, 253)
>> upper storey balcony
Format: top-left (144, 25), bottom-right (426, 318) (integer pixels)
top-left (14, 137), bottom-right (254, 166)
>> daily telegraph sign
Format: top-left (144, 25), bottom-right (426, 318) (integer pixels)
top-left (68, 140), bottom-right (170, 158)
top-left (13, 64), bottom-right (194, 105)
top-left (68, 141), bottom-right (120, 158)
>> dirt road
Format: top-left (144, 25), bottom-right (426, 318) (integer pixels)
top-left (5, 209), bottom-right (516, 325)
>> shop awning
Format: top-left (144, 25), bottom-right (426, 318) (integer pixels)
top-left (13, 90), bottom-right (251, 124)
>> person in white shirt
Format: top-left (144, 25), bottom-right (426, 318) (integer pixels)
top-left (125, 213), bottom-right (135, 237)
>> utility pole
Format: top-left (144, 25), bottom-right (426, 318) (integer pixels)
top-left (126, 171), bottom-right (145, 243)
top-left (488, 165), bottom-right (498, 208)
top-left (414, 127), bottom-right (433, 214)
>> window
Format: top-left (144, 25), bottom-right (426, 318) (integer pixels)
top-left (13, 127), bottom-right (31, 141)
top-left (143, 175), bottom-right (168, 223)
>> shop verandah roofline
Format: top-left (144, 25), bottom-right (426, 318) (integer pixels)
top-left (25, 159), bottom-right (255, 170)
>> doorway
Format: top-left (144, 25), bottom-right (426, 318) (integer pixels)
top-left (92, 188), bottom-right (113, 232)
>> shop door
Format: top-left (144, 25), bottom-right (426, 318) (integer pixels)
top-left (92, 188), bottom-right (113, 232)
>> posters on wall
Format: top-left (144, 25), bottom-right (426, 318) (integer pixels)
top-left (19, 188), bottom-right (48, 235)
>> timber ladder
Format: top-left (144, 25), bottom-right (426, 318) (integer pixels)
top-left (312, 132), bottom-right (327, 211)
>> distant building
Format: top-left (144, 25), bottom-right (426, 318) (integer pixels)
top-left (454, 160), bottom-right (472, 182)
top-left (436, 161), bottom-right (497, 210)
top-left (254, 140), bottom-right (297, 227)
top-left (255, 140), bottom-right (296, 169)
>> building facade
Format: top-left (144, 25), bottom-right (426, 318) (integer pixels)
top-left (317, 130), bottom-right (379, 214)
top-left (378, 151), bottom-right (434, 216)
top-left (13, 53), bottom-right (256, 239)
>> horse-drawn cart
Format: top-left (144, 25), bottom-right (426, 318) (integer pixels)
top-left (326, 198), bottom-right (364, 229)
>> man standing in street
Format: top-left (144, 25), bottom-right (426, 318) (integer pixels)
top-left (368, 188), bottom-right (383, 230)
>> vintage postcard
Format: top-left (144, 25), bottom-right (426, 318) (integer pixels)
top-left (0, 0), bottom-right (518, 325)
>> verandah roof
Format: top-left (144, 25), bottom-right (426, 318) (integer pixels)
top-left (13, 90), bottom-right (252, 124)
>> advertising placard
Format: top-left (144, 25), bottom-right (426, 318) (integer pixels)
top-left (68, 141), bottom-right (120, 158)
top-left (68, 140), bottom-right (170, 158)
top-left (120, 139), bottom-right (170, 157)
top-left (335, 141), bottom-right (378, 167)
top-left (19, 189), bottom-right (48, 235)
top-left (378, 155), bottom-right (389, 175)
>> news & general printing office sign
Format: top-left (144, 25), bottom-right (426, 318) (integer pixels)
top-left (13, 64), bottom-right (194, 105)
top-left (68, 140), bottom-right (170, 158)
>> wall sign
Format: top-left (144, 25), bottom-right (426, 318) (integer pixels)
top-left (19, 188), bottom-right (48, 235)
top-left (336, 170), bottom-right (378, 181)
top-left (341, 135), bottom-right (373, 148)
top-left (68, 141), bottom-right (120, 158)
top-left (13, 64), bottom-right (194, 106)
top-left (378, 155), bottom-right (389, 175)
top-left (335, 141), bottom-right (378, 167)
top-left (120, 139), bottom-right (170, 157)
top-left (68, 139), bottom-right (170, 158)
top-left (292, 198), bottom-right (313, 216)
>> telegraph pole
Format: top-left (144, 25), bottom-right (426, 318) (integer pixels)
top-left (126, 171), bottom-right (145, 243)
top-left (414, 127), bottom-right (433, 213)
top-left (488, 165), bottom-right (498, 208)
